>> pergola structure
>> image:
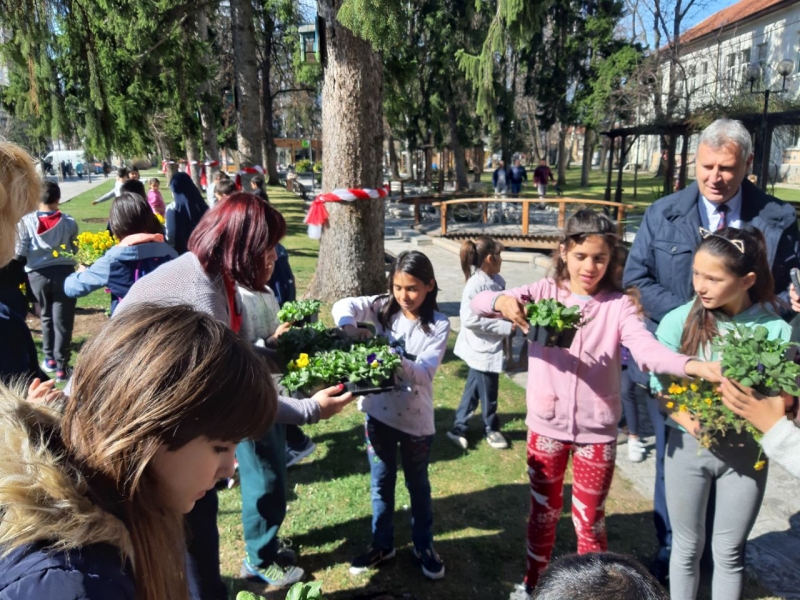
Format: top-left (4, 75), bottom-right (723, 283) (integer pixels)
top-left (601, 108), bottom-right (800, 202)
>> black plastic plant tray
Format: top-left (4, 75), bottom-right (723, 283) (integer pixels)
top-left (342, 374), bottom-right (397, 395)
top-left (527, 324), bottom-right (577, 349)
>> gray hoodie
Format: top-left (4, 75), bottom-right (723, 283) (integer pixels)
top-left (15, 211), bottom-right (79, 272)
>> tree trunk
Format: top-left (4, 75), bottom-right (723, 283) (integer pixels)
top-left (599, 136), bottom-right (608, 172)
top-left (260, 70), bottom-right (280, 185)
top-left (259, 4), bottom-right (280, 185)
top-left (306, 0), bottom-right (385, 301)
top-left (580, 128), bottom-right (593, 187)
top-left (447, 102), bottom-right (469, 192)
top-left (185, 135), bottom-right (202, 189)
top-left (473, 147), bottom-right (485, 183)
top-left (196, 7), bottom-right (220, 183)
top-left (387, 133), bottom-right (401, 180)
top-left (230, 0), bottom-right (262, 167)
top-left (557, 123), bottom-right (568, 186)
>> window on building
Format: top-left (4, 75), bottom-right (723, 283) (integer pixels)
top-left (757, 42), bottom-right (768, 63)
top-left (689, 65), bottom-right (697, 91)
top-left (726, 53), bottom-right (737, 88)
top-left (740, 47), bottom-right (751, 82)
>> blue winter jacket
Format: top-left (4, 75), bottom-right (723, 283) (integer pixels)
top-left (0, 542), bottom-right (135, 599)
top-left (0, 391), bottom-right (136, 600)
top-left (64, 239), bottom-right (177, 314)
top-left (510, 165), bottom-right (528, 184)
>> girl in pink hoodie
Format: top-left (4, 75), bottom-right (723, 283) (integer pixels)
top-left (471, 209), bottom-right (720, 599)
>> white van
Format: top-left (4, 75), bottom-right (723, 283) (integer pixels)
top-left (43, 149), bottom-right (86, 165)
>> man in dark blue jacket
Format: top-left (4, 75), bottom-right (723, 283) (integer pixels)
top-left (623, 118), bottom-right (800, 581)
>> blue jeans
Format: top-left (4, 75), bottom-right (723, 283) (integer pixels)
top-left (629, 359), bottom-right (671, 549)
top-left (365, 415), bottom-right (434, 551)
top-left (620, 366), bottom-right (645, 436)
top-left (452, 369), bottom-right (500, 435)
top-left (510, 182), bottom-right (522, 195)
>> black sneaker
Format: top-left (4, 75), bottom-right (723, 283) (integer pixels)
top-left (56, 367), bottom-right (72, 383)
top-left (276, 539), bottom-right (297, 567)
top-left (649, 545), bottom-right (671, 585)
top-left (413, 546), bottom-right (445, 580)
top-left (349, 545), bottom-right (396, 575)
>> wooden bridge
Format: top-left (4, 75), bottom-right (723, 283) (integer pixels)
top-left (427, 197), bottom-right (635, 249)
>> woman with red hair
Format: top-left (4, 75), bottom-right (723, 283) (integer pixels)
top-left (119, 192), bottom-right (354, 595)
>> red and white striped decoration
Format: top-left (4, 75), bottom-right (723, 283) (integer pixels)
top-left (304, 185), bottom-right (390, 238)
top-left (234, 166), bottom-right (265, 190)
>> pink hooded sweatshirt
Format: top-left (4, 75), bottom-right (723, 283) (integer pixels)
top-left (471, 278), bottom-right (691, 443)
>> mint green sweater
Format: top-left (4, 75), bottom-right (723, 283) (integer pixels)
top-left (651, 299), bottom-right (791, 394)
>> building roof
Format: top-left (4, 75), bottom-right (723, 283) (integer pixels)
top-left (680, 0), bottom-right (791, 46)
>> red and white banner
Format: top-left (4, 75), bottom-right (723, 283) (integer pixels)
top-left (234, 166), bottom-right (265, 190)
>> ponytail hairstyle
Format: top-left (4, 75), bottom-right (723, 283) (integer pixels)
top-left (377, 250), bottom-right (439, 334)
top-left (460, 236), bottom-right (503, 281)
top-left (680, 226), bottom-right (776, 356)
top-left (62, 304), bottom-right (277, 600)
top-left (552, 209), bottom-right (621, 294)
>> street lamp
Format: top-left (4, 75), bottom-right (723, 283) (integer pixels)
top-left (745, 59), bottom-right (795, 189)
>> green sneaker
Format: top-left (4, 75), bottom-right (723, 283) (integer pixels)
top-left (240, 559), bottom-right (304, 588)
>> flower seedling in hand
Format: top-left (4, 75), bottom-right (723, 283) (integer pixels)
top-left (278, 299), bottom-right (322, 324)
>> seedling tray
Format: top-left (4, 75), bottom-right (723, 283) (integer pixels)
top-left (527, 324), bottom-right (577, 349)
top-left (342, 374), bottom-right (397, 395)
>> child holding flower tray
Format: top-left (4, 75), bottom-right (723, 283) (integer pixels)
top-left (472, 210), bottom-right (721, 599)
top-left (332, 250), bottom-right (450, 581)
top-left (651, 226), bottom-right (792, 600)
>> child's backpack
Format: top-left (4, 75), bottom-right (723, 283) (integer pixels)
top-left (268, 243), bottom-right (296, 307)
top-left (107, 255), bottom-right (174, 314)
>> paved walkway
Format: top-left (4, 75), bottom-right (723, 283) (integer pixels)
top-left (51, 175), bottom-right (112, 203)
top-left (384, 220), bottom-right (800, 599)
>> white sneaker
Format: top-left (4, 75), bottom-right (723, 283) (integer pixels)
top-left (446, 431), bottom-right (468, 450)
top-left (628, 437), bottom-right (646, 463)
top-left (485, 430), bottom-right (509, 449)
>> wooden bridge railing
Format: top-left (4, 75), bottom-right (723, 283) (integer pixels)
top-left (430, 197), bottom-right (636, 238)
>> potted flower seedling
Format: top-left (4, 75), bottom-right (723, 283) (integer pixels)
top-left (278, 299), bottom-right (322, 326)
top-left (524, 298), bottom-right (587, 349)
top-left (664, 324), bottom-right (800, 469)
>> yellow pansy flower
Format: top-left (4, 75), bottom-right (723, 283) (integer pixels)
top-left (690, 383), bottom-right (699, 392)
top-left (754, 460), bottom-right (766, 471)
top-left (665, 401), bottom-right (675, 409)
top-left (370, 360), bottom-right (380, 368)
top-left (295, 353), bottom-right (309, 368)
top-left (52, 250), bottom-right (59, 257)
top-left (679, 404), bottom-right (688, 412)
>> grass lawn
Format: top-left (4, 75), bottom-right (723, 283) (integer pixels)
top-left (35, 177), bottom-right (777, 599)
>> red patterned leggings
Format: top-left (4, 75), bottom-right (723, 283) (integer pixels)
top-left (524, 431), bottom-right (617, 588)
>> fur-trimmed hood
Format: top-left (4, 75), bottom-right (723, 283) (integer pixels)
top-left (0, 385), bottom-right (133, 559)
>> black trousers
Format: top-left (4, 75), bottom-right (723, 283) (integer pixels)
top-left (28, 265), bottom-right (76, 370)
